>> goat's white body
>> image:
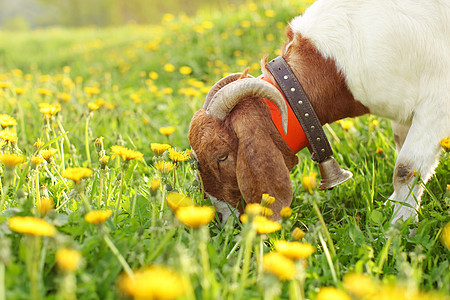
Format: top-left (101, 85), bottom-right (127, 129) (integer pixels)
top-left (290, 0), bottom-right (450, 222)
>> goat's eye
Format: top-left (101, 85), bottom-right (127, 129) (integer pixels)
top-left (217, 154), bottom-right (228, 162)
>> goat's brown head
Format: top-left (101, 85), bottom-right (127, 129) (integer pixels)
top-left (188, 73), bottom-right (298, 222)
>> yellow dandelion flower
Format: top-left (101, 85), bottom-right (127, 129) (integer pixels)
top-left (245, 203), bottom-right (263, 216)
top-left (37, 88), bottom-right (52, 96)
top-left (292, 227), bottom-right (306, 240)
top-left (149, 71), bottom-right (159, 80)
top-left (317, 287), bottom-right (351, 300)
top-left (155, 161), bottom-right (176, 174)
top-left (14, 87), bottom-right (26, 95)
top-left (8, 216), bottom-right (56, 236)
top-left (370, 119), bottom-right (380, 127)
top-left (175, 205), bottom-right (215, 228)
top-left (39, 103), bottom-right (61, 118)
top-left (0, 153), bottom-right (24, 167)
top-left (263, 252), bottom-right (296, 281)
top-left (375, 147), bottom-right (384, 154)
top-left (163, 64), bottom-right (175, 73)
top-left (0, 114), bottom-right (18, 128)
top-left (168, 148), bottom-right (189, 163)
top-left (57, 92), bottom-right (71, 102)
top-left (162, 13), bottom-right (175, 23)
top-left (37, 196), bottom-right (54, 216)
top-left (441, 222), bottom-right (450, 249)
top-left (252, 215), bottom-right (282, 234)
top-left (111, 145), bottom-right (144, 161)
top-left (440, 137), bottom-right (450, 151)
top-left (88, 102), bottom-right (100, 111)
top-left (159, 126), bottom-right (175, 136)
top-left (261, 193), bottom-right (275, 206)
top-left (240, 20), bottom-right (251, 28)
top-left (280, 206), bottom-right (292, 219)
top-left (302, 173), bottom-right (317, 194)
top-left (39, 148), bottom-right (57, 162)
top-left (84, 86), bottom-right (100, 96)
top-left (340, 119), bottom-right (354, 130)
top-left (167, 192), bottom-right (194, 211)
top-left (34, 138), bottom-right (45, 149)
top-left (55, 248), bottom-right (81, 272)
top-left (261, 207), bottom-right (274, 217)
top-left (31, 156), bottom-right (44, 167)
top-left (0, 82), bottom-right (12, 89)
top-left (343, 273), bottom-right (376, 297)
top-left (84, 209), bottom-right (112, 224)
top-left (273, 240), bottom-right (315, 260)
top-left (150, 179), bottom-right (161, 193)
top-left (179, 66), bottom-right (192, 75)
top-left (118, 265), bottom-right (185, 300)
top-left (0, 129), bottom-right (18, 144)
top-left (62, 167), bottom-right (93, 183)
top-left (265, 9), bottom-right (276, 18)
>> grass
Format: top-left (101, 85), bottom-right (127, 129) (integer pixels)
top-left (0, 0), bottom-right (449, 299)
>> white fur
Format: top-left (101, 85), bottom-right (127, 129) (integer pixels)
top-left (290, 0), bottom-right (450, 222)
top-left (206, 192), bottom-right (240, 227)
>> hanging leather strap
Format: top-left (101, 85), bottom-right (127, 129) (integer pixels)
top-left (266, 56), bottom-right (333, 162)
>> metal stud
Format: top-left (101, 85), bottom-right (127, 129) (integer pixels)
top-left (311, 125), bottom-right (315, 129)
top-left (284, 75), bottom-right (288, 80)
top-left (305, 113), bottom-right (309, 117)
top-left (316, 137), bottom-right (321, 141)
top-left (291, 88), bottom-right (296, 92)
top-left (298, 100), bottom-right (303, 104)
top-left (321, 149), bottom-right (325, 152)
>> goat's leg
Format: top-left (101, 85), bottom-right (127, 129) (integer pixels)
top-left (389, 116), bottom-right (444, 224)
top-left (391, 121), bottom-right (409, 153)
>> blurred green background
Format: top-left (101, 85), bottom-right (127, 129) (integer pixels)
top-left (0, 0), bottom-right (240, 30)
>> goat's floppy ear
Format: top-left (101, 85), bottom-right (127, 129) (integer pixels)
top-left (230, 99), bottom-right (298, 220)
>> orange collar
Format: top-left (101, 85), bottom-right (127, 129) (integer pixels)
top-left (259, 74), bottom-right (309, 153)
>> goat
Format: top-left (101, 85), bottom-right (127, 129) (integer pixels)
top-left (188, 0), bottom-right (450, 224)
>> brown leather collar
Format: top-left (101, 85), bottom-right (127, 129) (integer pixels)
top-left (266, 56), bottom-right (333, 163)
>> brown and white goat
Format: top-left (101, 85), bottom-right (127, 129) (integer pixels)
top-left (189, 0), bottom-right (450, 224)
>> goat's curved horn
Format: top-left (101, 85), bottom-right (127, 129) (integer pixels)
top-left (206, 78), bottom-right (288, 135)
top-left (203, 71), bottom-right (254, 109)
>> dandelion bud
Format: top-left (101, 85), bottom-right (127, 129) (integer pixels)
top-left (245, 203), bottom-right (263, 216)
top-left (94, 137), bottom-right (104, 153)
top-left (292, 227), bottom-right (306, 240)
top-left (100, 155), bottom-right (110, 168)
top-left (31, 156), bottom-right (44, 168)
top-left (441, 223), bottom-right (450, 249)
top-left (302, 173), bottom-right (317, 194)
top-left (261, 193), bottom-right (275, 207)
top-left (261, 207), bottom-right (273, 217)
top-left (150, 179), bottom-right (161, 195)
top-left (34, 138), bottom-right (45, 149)
top-left (280, 207), bottom-right (292, 219)
top-left (37, 196), bottom-right (54, 216)
top-left (55, 248), bottom-right (81, 272)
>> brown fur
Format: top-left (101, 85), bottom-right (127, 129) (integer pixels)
top-left (188, 98), bottom-right (298, 219)
top-left (262, 27), bottom-right (370, 125)
top-left (189, 26), bottom-right (370, 221)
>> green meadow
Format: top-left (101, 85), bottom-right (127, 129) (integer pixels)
top-left (0, 0), bottom-right (449, 299)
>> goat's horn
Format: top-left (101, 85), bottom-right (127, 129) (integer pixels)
top-left (203, 72), bottom-right (254, 109)
top-left (206, 78), bottom-right (288, 135)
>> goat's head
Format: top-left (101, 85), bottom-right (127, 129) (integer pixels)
top-left (188, 73), bottom-right (298, 222)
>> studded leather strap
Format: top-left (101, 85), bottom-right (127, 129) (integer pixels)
top-left (266, 56), bottom-right (333, 162)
